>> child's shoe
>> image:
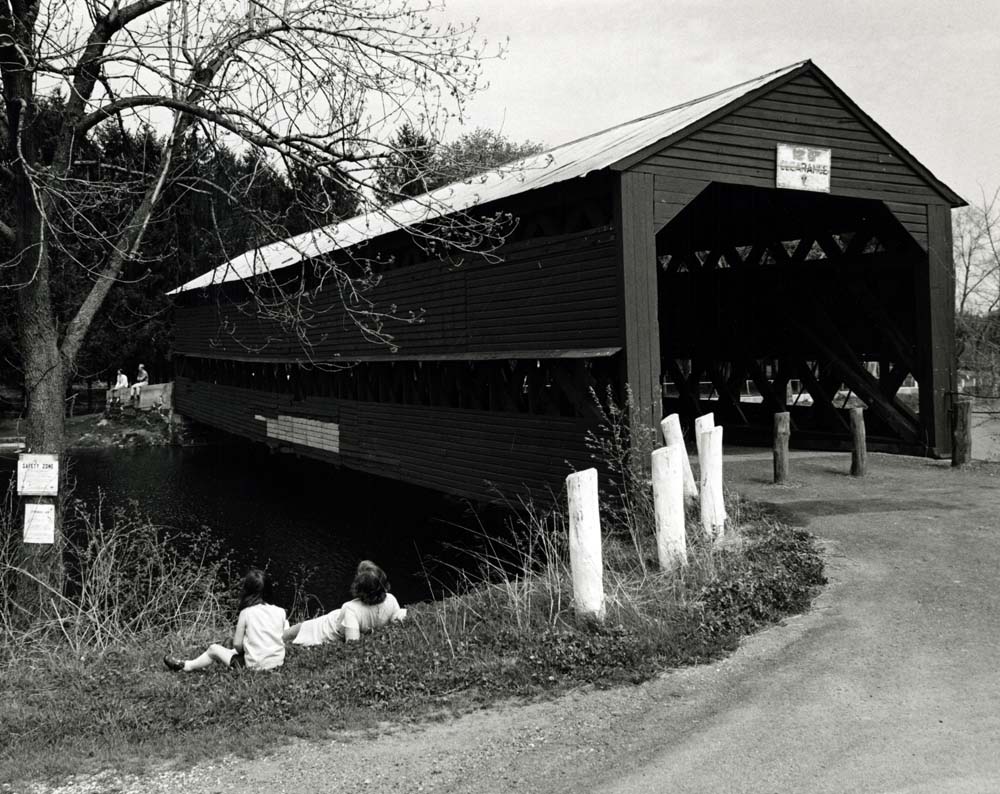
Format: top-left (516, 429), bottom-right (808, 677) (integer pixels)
top-left (163, 654), bottom-right (185, 672)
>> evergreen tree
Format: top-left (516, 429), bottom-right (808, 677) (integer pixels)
top-left (374, 123), bottom-right (436, 201)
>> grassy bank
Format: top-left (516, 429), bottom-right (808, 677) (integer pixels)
top-left (0, 485), bottom-right (824, 785)
top-left (0, 409), bottom-right (207, 451)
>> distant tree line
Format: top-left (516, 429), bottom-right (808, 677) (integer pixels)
top-left (375, 123), bottom-right (544, 201)
top-left (0, 109), bottom-right (543, 393)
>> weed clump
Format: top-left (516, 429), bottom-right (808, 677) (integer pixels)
top-left (0, 487), bottom-right (233, 657)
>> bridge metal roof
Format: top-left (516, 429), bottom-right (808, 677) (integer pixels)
top-left (170, 58), bottom-right (962, 295)
top-left (170, 62), bottom-right (808, 294)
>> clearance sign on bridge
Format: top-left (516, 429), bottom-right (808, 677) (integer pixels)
top-left (776, 143), bottom-right (832, 192)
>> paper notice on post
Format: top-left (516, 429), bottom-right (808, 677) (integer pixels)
top-left (23, 504), bottom-right (55, 544)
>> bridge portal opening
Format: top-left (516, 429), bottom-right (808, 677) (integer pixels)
top-left (656, 182), bottom-right (928, 453)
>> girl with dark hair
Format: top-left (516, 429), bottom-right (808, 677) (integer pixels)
top-left (283, 560), bottom-right (406, 645)
top-left (164, 569), bottom-right (288, 672)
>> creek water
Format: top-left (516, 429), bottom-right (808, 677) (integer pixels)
top-left (0, 442), bottom-right (493, 613)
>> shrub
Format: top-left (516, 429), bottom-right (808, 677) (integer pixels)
top-left (0, 492), bottom-right (233, 659)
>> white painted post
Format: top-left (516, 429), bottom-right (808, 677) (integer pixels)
top-left (651, 445), bottom-right (687, 568)
top-left (659, 413), bottom-right (697, 500)
top-left (697, 419), bottom-right (726, 540)
top-left (566, 468), bottom-right (605, 623)
top-left (694, 412), bottom-right (715, 482)
top-left (708, 425), bottom-right (726, 538)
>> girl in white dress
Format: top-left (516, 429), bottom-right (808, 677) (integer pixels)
top-left (284, 560), bottom-right (406, 645)
top-left (164, 569), bottom-right (288, 671)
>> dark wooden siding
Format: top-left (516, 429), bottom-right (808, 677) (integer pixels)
top-left (174, 226), bottom-right (620, 361)
top-left (634, 71), bottom-right (943, 247)
top-left (174, 376), bottom-right (595, 503)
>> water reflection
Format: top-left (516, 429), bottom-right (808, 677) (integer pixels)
top-left (1, 443), bottom-right (489, 612)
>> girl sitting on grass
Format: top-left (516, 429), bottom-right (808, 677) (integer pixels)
top-left (164, 568), bottom-right (288, 672)
top-left (283, 560), bottom-right (406, 646)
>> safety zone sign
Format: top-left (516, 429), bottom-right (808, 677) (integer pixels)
top-left (17, 454), bottom-right (59, 496)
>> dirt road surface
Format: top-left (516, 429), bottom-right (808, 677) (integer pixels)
top-left (32, 452), bottom-right (1000, 794)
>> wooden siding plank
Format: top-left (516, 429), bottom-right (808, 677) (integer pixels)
top-left (690, 126), bottom-right (893, 157)
top-left (666, 139), bottom-right (931, 183)
top-left (173, 377), bottom-right (597, 503)
top-left (884, 200), bottom-right (929, 249)
top-left (652, 178), bottom-right (710, 227)
top-left (174, 228), bottom-right (621, 361)
top-left (751, 96), bottom-right (869, 125)
top-left (624, 67), bottom-right (954, 211)
top-left (637, 160), bottom-right (942, 201)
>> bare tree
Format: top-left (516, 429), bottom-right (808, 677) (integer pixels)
top-left (954, 187), bottom-right (1000, 394)
top-left (0, 0), bottom-right (504, 616)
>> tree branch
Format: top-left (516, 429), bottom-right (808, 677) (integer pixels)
top-left (60, 109), bottom-right (184, 364)
top-left (75, 95), bottom-right (364, 164)
top-left (63, 0), bottom-right (174, 121)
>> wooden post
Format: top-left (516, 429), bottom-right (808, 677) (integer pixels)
top-left (698, 423), bottom-right (726, 540)
top-left (694, 411), bottom-right (714, 470)
top-left (709, 425), bottom-right (726, 536)
top-left (651, 445), bottom-right (687, 569)
top-left (850, 407), bottom-right (867, 477)
top-left (773, 411), bottom-right (790, 483)
top-left (659, 413), bottom-right (697, 500)
top-left (566, 468), bottom-right (605, 623)
top-left (694, 411), bottom-right (712, 536)
top-left (615, 171), bottom-right (661, 437)
top-left (951, 399), bottom-right (972, 468)
top-left (915, 204), bottom-right (957, 456)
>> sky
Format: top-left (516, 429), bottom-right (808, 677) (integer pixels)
top-left (438, 0), bottom-right (1000, 205)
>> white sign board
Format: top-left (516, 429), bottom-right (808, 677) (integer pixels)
top-left (17, 454), bottom-right (59, 496)
top-left (23, 503), bottom-right (55, 544)
top-left (776, 144), bottom-right (831, 193)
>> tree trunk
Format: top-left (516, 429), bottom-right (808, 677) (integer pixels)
top-left (12, 168), bottom-right (67, 620)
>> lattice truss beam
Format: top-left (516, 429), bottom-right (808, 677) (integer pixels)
top-left (655, 183), bottom-right (927, 447)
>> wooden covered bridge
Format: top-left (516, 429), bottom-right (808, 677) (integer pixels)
top-left (170, 60), bottom-right (964, 503)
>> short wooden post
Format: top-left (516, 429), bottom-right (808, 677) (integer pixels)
top-left (651, 445), bottom-right (687, 568)
top-left (951, 399), bottom-right (972, 467)
top-left (694, 412), bottom-right (714, 471)
top-left (773, 411), bottom-right (790, 483)
top-left (694, 411), bottom-right (713, 538)
top-left (698, 423), bottom-right (726, 540)
top-left (566, 468), bottom-right (605, 623)
top-left (850, 407), bottom-right (866, 477)
top-left (709, 425), bottom-right (726, 536)
top-left (659, 413), bottom-right (697, 500)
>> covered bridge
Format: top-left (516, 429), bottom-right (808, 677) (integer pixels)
top-left (170, 60), bottom-right (964, 503)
